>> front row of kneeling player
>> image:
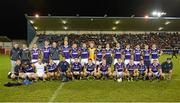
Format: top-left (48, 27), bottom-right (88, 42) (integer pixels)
top-left (9, 58), bottom-right (172, 82)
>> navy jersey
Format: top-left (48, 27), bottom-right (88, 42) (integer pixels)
top-left (71, 62), bottom-right (82, 72)
top-left (104, 48), bottom-right (112, 58)
top-left (113, 48), bottom-right (121, 59)
top-left (143, 49), bottom-right (151, 61)
top-left (50, 47), bottom-right (60, 60)
top-left (99, 63), bottom-right (109, 72)
top-left (151, 48), bottom-right (159, 59)
top-left (24, 65), bottom-right (35, 73)
top-left (150, 63), bottom-right (161, 72)
top-left (42, 46), bottom-right (51, 60)
top-left (95, 49), bottom-right (103, 61)
top-left (20, 48), bottom-right (31, 61)
top-left (126, 63), bottom-right (136, 72)
top-left (10, 47), bottom-right (21, 61)
top-left (134, 48), bottom-right (141, 61)
top-left (80, 48), bottom-right (89, 59)
top-left (31, 48), bottom-right (40, 60)
top-left (58, 61), bottom-right (69, 72)
top-left (124, 49), bottom-right (132, 60)
top-left (137, 64), bottom-right (147, 72)
top-left (114, 62), bottom-right (124, 72)
top-left (61, 45), bottom-right (71, 59)
top-left (85, 63), bottom-right (95, 72)
top-left (71, 48), bottom-right (79, 58)
top-left (47, 63), bottom-right (57, 72)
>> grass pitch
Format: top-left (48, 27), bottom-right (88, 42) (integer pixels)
top-left (0, 54), bottom-right (180, 102)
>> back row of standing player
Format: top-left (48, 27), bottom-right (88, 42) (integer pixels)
top-left (10, 40), bottom-right (163, 73)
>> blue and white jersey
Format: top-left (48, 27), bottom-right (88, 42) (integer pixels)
top-left (80, 48), bottom-right (89, 59)
top-left (61, 45), bottom-right (71, 59)
top-left (104, 48), bottom-right (112, 58)
top-left (46, 63), bottom-right (57, 72)
top-left (85, 63), bottom-right (95, 72)
top-left (42, 46), bottom-right (51, 60)
top-left (143, 49), bottom-right (151, 61)
top-left (150, 63), bottom-right (161, 72)
top-left (95, 49), bottom-right (103, 61)
top-left (99, 63), bottom-right (109, 72)
top-left (71, 48), bottom-right (79, 59)
top-left (126, 63), bottom-right (136, 72)
top-left (25, 65), bottom-right (35, 73)
top-left (114, 62), bottom-right (124, 72)
top-left (113, 48), bottom-right (121, 59)
top-left (71, 62), bottom-right (82, 72)
top-left (151, 48), bottom-right (159, 59)
top-left (137, 63), bottom-right (147, 72)
top-left (31, 48), bottom-right (40, 60)
top-left (134, 48), bottom-right (141, 61)
top-left (124, 49), bottom-right (132, 60)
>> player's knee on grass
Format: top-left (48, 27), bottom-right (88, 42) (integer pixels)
top-left (11, 74), bottom-right (17, 79)
top-left (43, 74), bottom-right (48, 79)
top-left (19, 73), bottom-right (26, 79)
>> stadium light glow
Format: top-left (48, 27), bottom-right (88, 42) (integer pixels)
top-left (34, 27), bottom-right (38, 30)
top-left (165, 21), bottom-right (171, 25)
top-left (152, 11), bottom-right (166, 17)
top-left (158, 27), bottom-right (163, 31)
top-left (115, 20), bottom-right (120, 24)
top-left (35, 14), bottom-right (39, 18)
top-left (144, 15), bottom-right (149, 19)
top-left (30, 20), bottom-right (34, 24)
top-left (62, 20), bottom-right (67, 24)
top-left (112, 27), bottom-right (117, 30)
top-left (63, 26), bottom-right (68, 30)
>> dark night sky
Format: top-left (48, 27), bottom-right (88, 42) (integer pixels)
top-left (0, 0), bottom-right (180, 39)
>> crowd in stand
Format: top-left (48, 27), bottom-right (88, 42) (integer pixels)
top-left (37, 32), bottom-right (180, 49)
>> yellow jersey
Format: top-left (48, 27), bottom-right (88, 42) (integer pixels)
top-left (88, 47), bottom-right (96, 61)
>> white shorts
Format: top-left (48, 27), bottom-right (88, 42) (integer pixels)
top-left (151, 59), bottom-right (159, 63)
top-left (65, 59), bottom-right (71, 64)
top-left (71, 58), bottom-right (79, 63)
top-left (95, 60), bottom-right (102, 65)
top-left (114, 71), bottom-right (123, 77)
top-left (153, 72), bottom-right (159, 77)
top-left (114, 59), bottom-right (118, 65)
top-left (73, 71), bottom-right (80, 75)
top-left (53, 60), bottom-right (60, 65)
top-left (36, 72), bottom-right (44, 77)
top-left (134, 61), bottom-right (140, 65)
top-left (26, 73), bottom-right (35, 77)
top-left (124, 59), bottom-right (130, 66)
top-left (81, 58), bottom-right (88, 66)
top-left (31, 59), bottom-right (38, 63)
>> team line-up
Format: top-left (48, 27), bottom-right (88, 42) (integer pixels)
top-left (9, 40), bottom-right (173, 82)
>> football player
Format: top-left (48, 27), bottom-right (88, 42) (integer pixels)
top-left (113, 43), bottom-right (122, 65)
top-left (124, 59), bottom-right (138, 81)
top-left (80, 43), bottom-right (89, 66)
top-left (31, 43), bottom-right (40, 63)
top-left (60, 40), bottom-right (71, 64)
top-left (34, 59), bottom-right (47, 81)
top-left (148, 59), bottom-right (162, 81)
top-left (41, 41), bottom-right (51, 64)
top-left (137, 59), bottom-right (148, 80)
top-left (50, 42), bottom-right (60, 65)
top-left (71, 58), bottom-right (83, 80)
top-left (83, 59), bottom-right (96, 79)
top-left (114, 59), bottom-right (125, 82)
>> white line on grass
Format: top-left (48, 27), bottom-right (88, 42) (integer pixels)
top-left (48, 83), bottom-right (65, 103)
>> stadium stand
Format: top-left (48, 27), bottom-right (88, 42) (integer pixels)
top-left (36, 32), bottom-right (180, 49)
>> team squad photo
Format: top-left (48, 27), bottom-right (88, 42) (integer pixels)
top-left (0, 0), bottom-right (180, 102)
top-left (9, 40), bottom-right (173, 82)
